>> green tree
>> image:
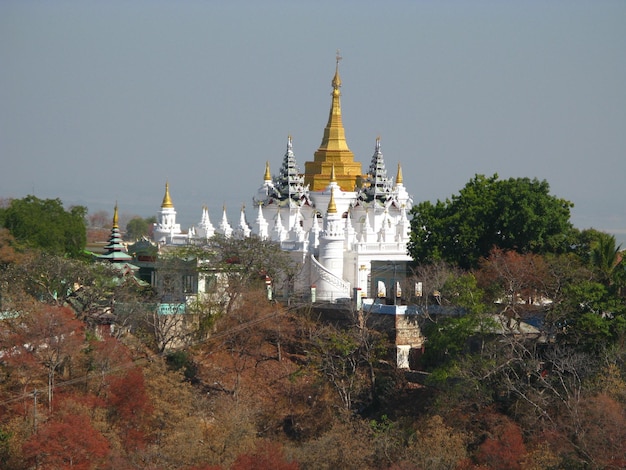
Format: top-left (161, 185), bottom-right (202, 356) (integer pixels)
top-left (408, 174), bottom-right (574, 269)
top-left (589, 232), bottom-right (622, 286)
top-left (554, 280), bottom-right (626, 351)
top-left (0, 195), bottom-right (87, 257)
top-left (125, 216), bottom-right (156, 241)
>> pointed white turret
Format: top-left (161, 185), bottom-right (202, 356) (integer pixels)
top-left (308, 211), bottom-right (321, 251)
top-left (217, 206), bottom-right (233, 238)
top-left (359, 208), bottom-right (376, 243)
top-left (289, 205), bottom-right (306, 242)
top-left (197, 205), bottom-right (215, 240)
top-left (255, 202), bottom-right (269, 240)
top-left (378, 208), bottom-right (394, 242)
top-left (272, 209), bottom-right (287, 242)
top-left (395, 204), bottom-right (410, 242)
top-left (319, 188), bottom-right (344, 272)
top-left (344, 208), bottom-right (356, 250)
top-left (236, 205), bottom-right (252, 238)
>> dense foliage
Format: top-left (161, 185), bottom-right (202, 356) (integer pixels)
top-left (408, 174), bottom-right (574, 268)
top-left (0, 195), bottom-right (87, 258)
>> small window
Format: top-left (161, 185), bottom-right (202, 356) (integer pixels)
top-left (182, 274), bottom-right (197, 294)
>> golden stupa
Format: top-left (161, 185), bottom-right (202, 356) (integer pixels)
top-left (304, 52), bottom-right (363, 191)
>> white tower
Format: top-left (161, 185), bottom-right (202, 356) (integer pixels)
top-left (315, 187), bottom-right (350, 300)
top-left (154, 182), bottom-right (183, 244)
top-left (255, 202), bottom-right (269, 240)
top-left (197, 205), bottom-right (215, 240)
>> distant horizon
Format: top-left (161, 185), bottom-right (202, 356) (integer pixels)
top-left (6, 174), bottom-right (624, 250)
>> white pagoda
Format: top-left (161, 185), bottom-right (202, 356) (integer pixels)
top-left (154, 57), bottom-right (414, 302)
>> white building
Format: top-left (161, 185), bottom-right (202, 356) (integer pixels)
top-left (154, 58), bottom-right (413, 302)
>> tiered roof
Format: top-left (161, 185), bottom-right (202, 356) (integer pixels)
top-left (358, 137), bottom-right (394, 204)
top-left (272, 136), bottom-right (311, 206)
top-left (98, 204), bottom-right (135, 265)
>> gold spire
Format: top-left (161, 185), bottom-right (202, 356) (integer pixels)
top-left (161, 182), bottom-right (174, 208)
top-left (304, 52), bottom-right (362, 191)
top-left (264, 161), bottom-right (271, 181)
top-left (112, 202), bottom-right (119, 229)
top-left (332, 49), bottom-right (342, 91)
top-left (396, 163), bottom-right (403, 185)
top-left (327, 187), bottom-right (337, 214)
top-left (330, 164), bottom-right (336, 182)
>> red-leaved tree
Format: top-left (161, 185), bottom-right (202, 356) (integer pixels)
top-left (106, 367), bottom-right (153, 452)
top-left (231, 440), bottom-right (299, 470)
top-left (22, 412), bottom-right (110, 469)
top-left (1, 305), bottom-right (85, 410)
top-left (475, 419), bottom-right (526, 470)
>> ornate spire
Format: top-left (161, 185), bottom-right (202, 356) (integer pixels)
top-left (304, 52), bottom-right (361, 191)
top-left (358, 137), bottom-right (393, 203)
top-left (330, 163), bottom-right (336, 183)
top-left (161, 182), bottom-right (174, 208)
top-left (332, 49), bottom-right (342, 91)
top-left (112, 202), bottom-right (119, 229)
top-left (396, 162), bottom-right (403, 185)
top-left (264, 161), bottom-right (271, 182)
top-left (327, 187), bottom-right (337, 214)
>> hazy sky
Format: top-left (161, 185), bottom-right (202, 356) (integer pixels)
top-left (2, 1), bottom-right (625, 245)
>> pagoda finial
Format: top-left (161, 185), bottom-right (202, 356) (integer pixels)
top-left (327, 187), bottom-right (337, 214)
top-left (330, 164), bottom-right (336, 183)
top-left (264, 161), bottom-right (271, 181)
top-left (161, 182), bottom-right (174, 208)
top-left (112, 202), bottom-right (119, 229)
top-left (332, 49), bottom-right (342, 91)
top-left (396, 162), bottom-right (403, 185)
